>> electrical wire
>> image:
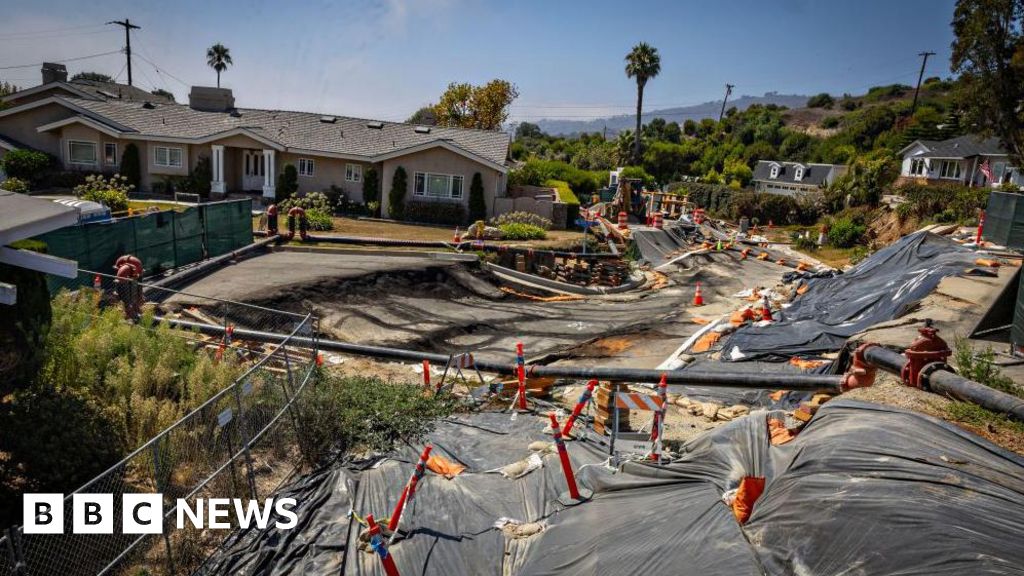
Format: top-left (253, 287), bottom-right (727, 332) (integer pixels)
top-left (0, 23), bottom-right (108, 40)
top-left (0, 49), bottom-right (123, 71)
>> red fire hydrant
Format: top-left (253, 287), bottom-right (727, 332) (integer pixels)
top-left (902, 320), bottom-right (951, 389)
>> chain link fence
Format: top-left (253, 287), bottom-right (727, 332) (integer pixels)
top-left (1, 271), bottom-right (320, 576)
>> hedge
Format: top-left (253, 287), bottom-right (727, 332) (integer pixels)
top-left (544, 178), bottom-right (580, 227)
top-left (403, 201), bottom-right (467, 226)
top-left (509, 159), bottom-right (603, 197)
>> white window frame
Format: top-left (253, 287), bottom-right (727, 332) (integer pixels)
top-left (413, 171), bottom-right (464, 199)
top-left (68, 140), bottom-right (98, 166)
top-left (153, 145), bottom-right (184, 168)
top-left (794, 167), bottom-right (804, 181)
top-left (939, 160), bottom-right (961, 180)
top-left (345, 163), bottom-right (362, 182)
top-left (909, 158), bottom-right (927, 176)
top-left (299, 157), bottom-right (315, 177)
top-left (769, 165), bottom-right (779, 179)
top-left (103, 142), bottom-right (118, 166)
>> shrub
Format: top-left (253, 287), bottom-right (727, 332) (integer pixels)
top-left (279, 191), bottom-right (335, 230)
top-left (1, 149), bottom-right (52, 183)
top-left (821, 116), bottom-right (841, 129)
top-left (509, 159), bottom-right (604, 197)
top-left (186, 155), bottom-right (212, 198)
top-left (544, 178), bottom-right (579, 226)
top-left (403, 201), bottom-right (466, 225)
top-left (498, 222), bottom-right (547, 240)
top-left (389, 166), bottom-right (407, 219)
top-left (806, 93), bottom-right (835, 108)
top-left (120, 144), bottom-right (141, 190)
top-left (827, 215), bottom-right (867, 247)
top-left (1, 177), bottom-right (29, 193)
top-left (295, 373), bottom-right (456, 466)
top-left (490, 211), bottom-right (553, 230)
top-left (953, 336), bottom-right (1021, 397)
top-left (469, 172), bottom-right (487, 222)
top-left (619, 165), bottom-right (656, 188)
top-left (896, 182), bottom-right (988, 224)
top-left (276, 164), bottom-right (298, 203)
top-left (363, 167), bottom-right (380, 208)
top-left (74, 174), bottom-right (133, 212)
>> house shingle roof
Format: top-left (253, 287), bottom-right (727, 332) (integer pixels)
top-left (752, 161), bottom-right (841, 187)
top-left (913, 135), bottom-right (1005, 159)
top-left (64, 98), bottom-right (510, 165)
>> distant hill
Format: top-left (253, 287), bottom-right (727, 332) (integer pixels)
top-left (533, 92), bottom-right (811, 136)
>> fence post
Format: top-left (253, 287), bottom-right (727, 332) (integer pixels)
top-left (233, 381), bottom-right (259, 500)
top-left (150, 440), bottom-right (176, 576)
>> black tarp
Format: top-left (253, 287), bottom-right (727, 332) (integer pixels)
top-left (721, 232), bottom-right (979, 361)
top-left (199, 400), bottom-right (1024, 575)
top-left (632, 224), bottom-right (699, 267)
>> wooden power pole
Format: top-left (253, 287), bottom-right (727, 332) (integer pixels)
top-left (107, 18), bottom-right (141, 86)
top-left (719, 84), bottom-right (735, 122)
top-left (911, 51), bottom-right (935, 114)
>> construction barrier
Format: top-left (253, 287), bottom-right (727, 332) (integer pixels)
top-left (617, 211), bottom-right (628, 230)
top-left (648, 374), bottom-right (668, 463)
top-left (366, 514), bottom-right (401, 576)
top-left (515, 342), bottom-right (528, 411)
top-left (548, 412), bottom-right (591, 505)
top-left (388, 445), bottom-right (433, 535)
top-left (562, 379), bottom-right (597, 437)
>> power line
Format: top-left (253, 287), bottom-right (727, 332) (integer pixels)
top-left (0, 49), bottom-right (123, 70)
top-left (132, 50), bottom-right (191, 89)
top-left (0, 23), bottom-right (107, 40)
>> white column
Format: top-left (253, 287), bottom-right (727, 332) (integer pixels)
top-left (262, 149), bottom-right (276, 199)
top-left (211, 145), bottom-right (225, 194)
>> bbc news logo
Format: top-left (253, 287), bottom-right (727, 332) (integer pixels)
top-left (23, 494), bottom-right (298, 534)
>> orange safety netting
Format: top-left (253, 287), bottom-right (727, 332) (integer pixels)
top-left (732, 476), bottom-right (766, 524)
top-left (691, 317), bottom-right (712, 325)
top-left (788, 357), bottom-right (828, 370)
top-left (426, 454), bottom-right (467, 478)
top-left (796, 283), bottom-right (810, 295)
top-left (692, 331), bottom-right (722, 353)
top-left (975, 258), bottom-right (1001, 267)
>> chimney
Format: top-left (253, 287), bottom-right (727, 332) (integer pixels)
top-left (188, 86), bottom-right (235, 112)
top-left (41, 62), bottom-right (68, 84)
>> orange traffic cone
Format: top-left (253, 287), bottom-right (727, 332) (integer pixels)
top-left (93, 274), bottom-right (102, 290)
top-left (693, 282), bottom-right (705, 306)
top-left (453, 227), bottom-right (462, 243)
top-left (761, 295), bottom-right (773, 321)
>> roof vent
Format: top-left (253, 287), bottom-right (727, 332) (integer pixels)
top-left (141, 101), bottom-right (155, 109)
top-left (230, 109), bottom-right (242, 118)
top-left (320, 115), bottom-right (337, 123)
top-left (414, 126), bottom-right (431, 134)
top-left (367, 121), bottom-right (384, 129)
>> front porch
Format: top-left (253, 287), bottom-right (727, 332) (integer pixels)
top-left (210, 144), bottom-right (277, 200)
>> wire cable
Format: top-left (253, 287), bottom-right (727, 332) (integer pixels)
top-left (0, 49), bottom-right (123, 71)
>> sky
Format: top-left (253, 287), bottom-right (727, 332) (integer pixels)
top-left (0, 0), bottom-right (959, 123)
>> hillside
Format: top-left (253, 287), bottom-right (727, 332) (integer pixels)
top-left (535, 92), bottom-right (810, 135)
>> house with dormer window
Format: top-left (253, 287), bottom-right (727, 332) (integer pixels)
top-left (752, 161), bottom-right (847, 196)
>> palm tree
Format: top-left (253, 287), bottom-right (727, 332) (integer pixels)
top-left (206, 43), bottom-right (233, 88)
top-left (624, 43), bottom-right (661, 163)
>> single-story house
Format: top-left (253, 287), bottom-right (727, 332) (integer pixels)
top-left (1, 62), bottom-right (176, 109)
top-left (0, 66), bottom-right (511, 218)
top-left (898, 135), bottom-right (1023, 188)
top-left (752, 161), bottom-right (847, 196)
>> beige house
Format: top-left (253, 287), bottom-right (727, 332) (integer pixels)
top-left (0, 66), bottom-right (510, 219)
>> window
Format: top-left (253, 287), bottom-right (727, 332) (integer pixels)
top-left (299, 158), bottom-right (315, 177)
top-left (769, 165), bottom-right (779, 179)
top-left (154, 146), bottom-right (183, 168)
top-left (104, 143), bottom-right (118, 165)
top-left (794, 167), bottom-right (804, 181)
top-left (345, 163), bottom-right (362, 182)
top-left (413, 172), bottom-right (463, 199)
top-left (68, 140), bottom-right (97, 165)
top-left (939, 160), bottom-right (961, 180)
top-left (909, 158), bottom-right (927, 176)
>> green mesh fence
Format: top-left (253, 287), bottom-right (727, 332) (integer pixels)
top-left (37, 199), bottom-right (252, 292)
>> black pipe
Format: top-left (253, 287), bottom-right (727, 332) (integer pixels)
top-left (864, 344), bottom-right (1024, 421)
top-left (156, 316), bottom-right (843, 391)
top-left (146, 235), bottom-right (280, 291)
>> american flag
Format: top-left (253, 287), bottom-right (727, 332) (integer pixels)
top-left (980, 159), bottom-right (993, 181)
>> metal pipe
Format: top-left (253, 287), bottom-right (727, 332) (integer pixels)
top-left (146, 235), bottom-right (280, 291)
top-left (863, 344), bottom-right (1024, 421)
top-left (156, 316), bottom-right (843, 391)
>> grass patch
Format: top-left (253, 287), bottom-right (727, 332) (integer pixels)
top-left (944, 402), bottom-right (1024, 434)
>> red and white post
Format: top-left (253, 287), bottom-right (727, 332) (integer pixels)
top-left (549, 412), bottom-right (593, 506)
top-left (388, 444), bottom-right (433, 536)
top-left (562, 379), bottom-right (597, 437)
top-left (515, 341), bottom-right (529, 411)
top-left (976, 210), bottom-right (986, 246)
top-left (422, 359), bottom-right (431, 391)
top-left (648, 374), bottom-right (668, 463)
top-left (366, 514), bottom-right (401, 576)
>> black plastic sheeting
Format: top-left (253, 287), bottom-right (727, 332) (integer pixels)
top-left (722, 232), bottom-right (979, 361)
top-left (632, 224), bottom-right (700, 267)
top-left (199, 399), bottom-right (1024, 575)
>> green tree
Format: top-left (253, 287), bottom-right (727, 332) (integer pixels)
top-left (389, 166), bottom-right (408, 219)
top-left (682, 119), bottom-right (698, 136)
top-left (806, 93), bottom-right (835, 108)
top-left (70, 71), bottom-right (114, 83)
top-left (151, 88), bottom-right (175, 102)
top-left (1, 149), bottom-right (51, 183)
top-left (433, 79), bottom-right (519, 130)
top-left (206, 43), bottom-right (233, 88)
top-left (951, 0), bottom-right (1024, 164)
top-left (276, 163), bottom-right (298, 203)
top-left (120, 143), bottom-right (141, 190)
top-left (625, 42), bottom-right (662, 163)
top-left (362, 166), bottom-right (380, 210)
top-left (468, 172), bottom-right (486, 222)
top-left (407, 106), bottom-right (436, 125)
top-left (516, 121), bottom-right (544, 140)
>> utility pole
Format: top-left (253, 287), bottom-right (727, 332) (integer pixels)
top-left (719, 84), bottom-right (735, 122)
top-left (911, 51), bottom-right (935, 114)
top-left (107, 19), bottom-right (141, 86)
